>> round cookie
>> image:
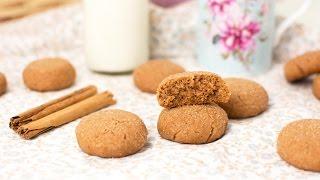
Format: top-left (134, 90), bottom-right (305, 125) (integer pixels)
top-left (312, 75), bottom-right (320, 100)
top-left (158, 104), bottom-right (228, 144)
top-left (0, 72), bottom-right (7, 96)
top-left (219, 78), bottom-right (269, 119)
top-left (277, 119), bottom-right (320, 172)
top-left (23, 58), bottom-right (76, 92)
top-left (133, 60), bottom-right (185, 93)
top-left (76, 109), bottom-right (148, 158)
top-left (157, 71), bottom-right (230, 108)
top-left (284, 51), bottom-right (320, 82)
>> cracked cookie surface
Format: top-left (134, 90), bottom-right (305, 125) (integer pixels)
top-left (157, 104), bottom-right (228, 144)
top-left (76, 109), bottom-right (148, 158)
top-left (219, 78), bottom-right (269, 119)
top-left (157, 71), bottom-right (230, 108)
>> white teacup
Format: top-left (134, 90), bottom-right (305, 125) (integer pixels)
top-left (197, 0), bottom-right (312, 76)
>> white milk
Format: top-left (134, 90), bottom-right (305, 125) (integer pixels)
top-left (84, 0), bottom-right (149, 73)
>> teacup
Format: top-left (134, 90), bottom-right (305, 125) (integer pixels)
top-left (197, 0), bottom-right (312, 76)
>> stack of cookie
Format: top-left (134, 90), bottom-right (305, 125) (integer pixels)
top-left (156, 71), bottom-right (230, 144)
top-left (155, 71), bottom-right (270, 144)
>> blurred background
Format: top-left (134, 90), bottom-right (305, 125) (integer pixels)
top-left (0, 0), bottom-right (319, 30)
top-left (1, 0), bottom-right (319, 66)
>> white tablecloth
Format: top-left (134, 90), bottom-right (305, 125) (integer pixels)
top-left (0, 4), bottom-right (319, 180)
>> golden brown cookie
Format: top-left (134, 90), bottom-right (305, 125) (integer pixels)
top-left (277, 119), bottom-right (320, 172)
top-left (158, 104), bottom-right (228, 144)
top-left (312, 75), bottom-right (320, 100)
top-left (133, 60), bottom-right (185, 94)
top-left (219, 78), bottom-right (269, 119)
top-left (76, 109), bottom-right (148, 158)
top-left (0, 72), bottom-right (7, 96)
top-left (23, 58), bottom-right (76, 92)
top-left (284, 51), bottom-right (320, 82)
top-left (157, 71), bottom-right (230, 108)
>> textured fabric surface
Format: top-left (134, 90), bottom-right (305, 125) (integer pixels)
top-left (0, 3), bottom-right (320, 179)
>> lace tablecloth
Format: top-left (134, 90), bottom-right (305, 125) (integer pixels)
top-left (0, 4), bottom-right (319, 179)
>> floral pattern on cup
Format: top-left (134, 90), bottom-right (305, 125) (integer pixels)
top-left (206, 0), bottom-right (269, 65)
top-left (208, 0), bottom-right (234, 15)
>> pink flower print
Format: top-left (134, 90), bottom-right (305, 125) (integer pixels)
top-left (208, 0), bottom-right (235, 15)
top-left (260, 3), bottom-right (269, 16)
top-left (219, 17), bottom-right (260, 53)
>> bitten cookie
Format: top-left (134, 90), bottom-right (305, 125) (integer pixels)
top-left (312, 75), bottom-right (320, 100)
top-left (76, 109), bottom-right (148, 158)
top-left (133, 60), bottom-right (185, 93)
top-left (23, 58), bottom-right (76, 92)
top-left (277, 119), bottom-right (320, 172)
top-left (158, 104), bottom-right (228, 144)
top-left (0, 72), bottom-right (7, 96)
top-left (219, 78), bottom-right (269, 119)
top-left (284, 51), bottom-right (320, 82)
top-left (157, 71), bottom-right (230, 108)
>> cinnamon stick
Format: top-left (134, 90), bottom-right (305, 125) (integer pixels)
top-left (10, 85), bottom-right (98, 131)
top-left (15, 91), bottom-right (116, 139)
top-left (17, 91), bottom-right (116, 139)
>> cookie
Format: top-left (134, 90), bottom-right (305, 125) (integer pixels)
top-left (284, 51), bottom-right (320, 82)
top-left (23, 58), bottom-right (76, 92)
top-left (219, 78), bottom-right (269, 119)
top-left (157, 71), bottom-right (230, 108)
top-left (312, 75), bottom-right (320, 100)
top-left (76, 109), bottom-right (148, 158)
top-left (277, 119), bottom-right (320, 172)
top-left (0, 72), bottom-right (7, 96)
top-left (157, 104), bottom-right (228, 144)
top-left (133, 60), bottom-right (185, 93)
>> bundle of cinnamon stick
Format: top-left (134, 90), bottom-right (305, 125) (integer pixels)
top-left (10, 85), bottom-right (116, 139)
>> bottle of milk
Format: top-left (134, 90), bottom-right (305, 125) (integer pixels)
top-left (84, 0), bottom-right (149, 73)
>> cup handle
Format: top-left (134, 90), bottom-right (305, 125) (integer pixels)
top-left (274, 0), bottom-right (312, 46)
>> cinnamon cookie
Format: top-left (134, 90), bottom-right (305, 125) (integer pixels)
top-left (23, 58), bottom-right (76, 92)
top-left (76, 109), bottom-right (148, 158)
top-left (158, 104), bottom-right (228, 144)
top-left (219, 78), bottom-right (269, 119)
top-left (157, 71), bottom-right (230, 108)
top-left (277, 119), bottom-right (320, 172)
top-left (133, 60), bottom-right (185, 93)
top-left (312, 75), bottom-right (320, 100)
top-left (0, 72), bottom-right (7, 96)
top-left (284, 51), bottom-right (320, 82)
